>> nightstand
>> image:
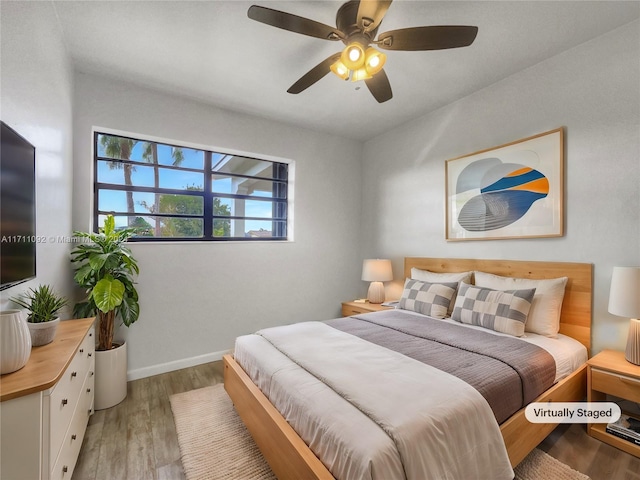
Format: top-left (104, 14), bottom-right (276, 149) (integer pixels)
top-left (587, 349), bottom-right (640, 457)
top-left (341, 301), bottom-right (394, 317)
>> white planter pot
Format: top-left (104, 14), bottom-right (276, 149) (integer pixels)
top-left (0, 310), bottom-right (32, 374)
top-left (27, 317), bottom-right (60, 346)
top-left (94, 341), bottom-right (127, 410)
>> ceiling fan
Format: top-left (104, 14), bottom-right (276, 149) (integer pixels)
top-left (247, 0), bottom-right (478, 103)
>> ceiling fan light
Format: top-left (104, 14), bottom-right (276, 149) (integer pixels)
top-left (364, 47), bottom-right (386, 75)
top-left (330, 60), bottom-right (349, 80)
top-left (351, 67), bottom-right (372, 82)
top-left (341, 43), bottom-right (365, 70)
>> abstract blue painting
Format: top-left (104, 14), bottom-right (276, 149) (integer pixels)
top-left (446, 128), bottom-right (563, 241)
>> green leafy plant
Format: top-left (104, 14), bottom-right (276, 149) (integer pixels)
top-left (10, 284), bottom-right (68, 323)
top-left (71, 215), bottom-right (140, 351)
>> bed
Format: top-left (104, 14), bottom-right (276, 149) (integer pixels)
top-left (223, 257), bottom-right (592, 479)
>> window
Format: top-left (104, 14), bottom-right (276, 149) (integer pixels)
top-left (94, 132), bottom-right (289, 241)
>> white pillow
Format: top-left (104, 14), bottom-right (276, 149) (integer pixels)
top-left (410, 268), bottom-right (472, 315)
top-left (473, 272), bottom-right (568, 337)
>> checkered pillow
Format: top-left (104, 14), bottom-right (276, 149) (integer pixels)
top-left (451, 282), bottom-right (536, 337)
top-left (398, 279), bottom-right (459, 319)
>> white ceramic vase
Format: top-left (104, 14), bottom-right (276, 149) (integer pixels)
top-left (0, 309), bottom-right (32, 374)
top-left (94, 341), bottom-right (127, 410)
top-left (27, 317), bottom-right (60, 347)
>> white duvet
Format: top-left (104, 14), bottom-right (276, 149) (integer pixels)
top-left (235, 321), bottom-right (514, 480)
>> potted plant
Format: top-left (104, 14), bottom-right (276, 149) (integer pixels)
top-left (71, 215), bottom-right (140, 409)
top-left (10, 284), bottom-right (68, 346)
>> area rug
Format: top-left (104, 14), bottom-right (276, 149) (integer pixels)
top-left (170, 384), bottom-right (590, 480)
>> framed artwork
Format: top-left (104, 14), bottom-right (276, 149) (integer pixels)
top-left (445, 128), bottom-right (564, 241)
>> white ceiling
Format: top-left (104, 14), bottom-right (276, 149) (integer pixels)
top-left (52, 1), bottom-right (640, 141)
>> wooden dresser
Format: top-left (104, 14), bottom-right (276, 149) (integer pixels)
top-left (1, 318), bottom-right (95, 480)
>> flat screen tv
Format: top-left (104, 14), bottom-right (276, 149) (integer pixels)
top-left (1, 121), bottom-right (36, 290)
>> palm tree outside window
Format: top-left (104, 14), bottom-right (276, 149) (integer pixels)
top-left (94, 132), bottom-right (289, 241)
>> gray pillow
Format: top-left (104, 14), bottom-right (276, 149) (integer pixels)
top-left (451, 282), bottom-right (536, 337)
top-left (398, 279), bottom-right (459, 319)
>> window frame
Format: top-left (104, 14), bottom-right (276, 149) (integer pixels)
top-left (92, 130), bottom-right (292, 242)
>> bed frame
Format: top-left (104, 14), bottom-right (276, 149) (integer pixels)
top-left (223, 257), bottom-right (593, 479)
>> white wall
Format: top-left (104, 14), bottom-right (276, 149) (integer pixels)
top-left (73, 73), bottom-right (363, 378)
top-left (361, 20), bottom-right (640, 355)
top-left (0, 2), bottom-right (75, 313)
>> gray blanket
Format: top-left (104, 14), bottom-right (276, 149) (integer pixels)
top-left (326, 310), bottom-right (556, 423)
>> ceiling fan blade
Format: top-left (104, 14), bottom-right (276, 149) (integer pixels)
top-left (287, 53), bottom-right (342, 94)
top-left (377, 25), bottom-right (478, 51)
top-left (365, 69), bottom-right (393, 103)
top-left (248, 5), bottom-right (344, 41)
top-left (356, 0), bottom-right (393, 32)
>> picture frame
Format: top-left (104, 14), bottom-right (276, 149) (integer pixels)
top-left (445, 128), bottom-right (564, 241)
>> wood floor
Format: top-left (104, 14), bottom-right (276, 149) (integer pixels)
top-left (72, 361), bottom-right (640, 480)
top-left (72, 362), bottom-right (223, 480)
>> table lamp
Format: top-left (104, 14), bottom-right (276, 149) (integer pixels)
top-left (608, 266), bottom-right (640, 365)
top-left (362, 259), bottom-right (393, 304)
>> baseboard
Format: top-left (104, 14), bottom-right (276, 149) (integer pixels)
top-left (127, 348), bottom-right (231, 381)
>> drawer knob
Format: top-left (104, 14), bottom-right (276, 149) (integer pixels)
top-left (72, 434), bottom-right (77, 440)
top-left (90, 371), bottom-right (94, 377)
top-left (80, 348), bottom-right (84, 353)
top-left (62, 398), bottom-right (68, 406)
top-left (71, 371), bottom-right (77, 378)
top-left (88, 353), bottom-right (93, 357)
top-left (87, 388), bottom-right (91, 393)
top-left (63, 466), bottom-right (68, 473)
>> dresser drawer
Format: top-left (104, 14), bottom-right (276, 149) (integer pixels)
top-left (49, 354), bottom-right (85, 460)
top-left (342, 306), bottom-right (363, 316)
top-left (50, 373), bottom-right (94, 480)
top-left (591, 368), bottom-right (640, 403)
top-left (78, 327), bottom-right (95, 367)
top-left (341, 302), bottom-right (392, 317)
top-left (49, 327), bottom-right (95, 466)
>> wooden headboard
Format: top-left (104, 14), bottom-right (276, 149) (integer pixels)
top-left (404, 258), bottom-right (593, 354)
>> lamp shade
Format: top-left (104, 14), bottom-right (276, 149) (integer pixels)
top-left (351, 67), bottom-right (373, 82)
top-left (341, 43), bottom-right (365, 70)
top-left (609, 266), bottom-right (640, 365)
top-left (608, 267), bottom-right (640, 318)
top-left (362, 259), bottom-right (393, 282)
top-left (364, 47), bottom-right (386, 76)
top-left (330, 60), bottom-right (349, 80)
